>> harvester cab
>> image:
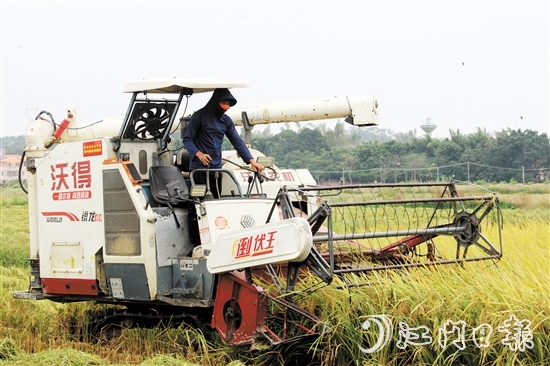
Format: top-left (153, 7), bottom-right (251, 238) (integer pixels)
top-left (14, 79), bottom-right (503, 347)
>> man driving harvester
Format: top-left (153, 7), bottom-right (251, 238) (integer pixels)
top-left (183, 87), bottom-right (264, 194)
top-left (183, 88), bottom-right (264, 244)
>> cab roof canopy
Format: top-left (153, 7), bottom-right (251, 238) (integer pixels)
top-left (123, 78), bottom-right (249, 94)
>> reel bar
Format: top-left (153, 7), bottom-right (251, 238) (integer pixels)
top-left (326, 195), bottom-right (496, 208)
top-left (313, 225), bottom-right (467, 242)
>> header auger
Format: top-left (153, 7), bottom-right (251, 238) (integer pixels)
top-left (14, 78), bottom-right (502, 347)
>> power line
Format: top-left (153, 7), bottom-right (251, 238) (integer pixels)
top-left (311, 162), bottom-right (547, 174)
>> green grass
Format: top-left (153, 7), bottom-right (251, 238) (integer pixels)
top-left (0, 204), bottom-right (28, 268)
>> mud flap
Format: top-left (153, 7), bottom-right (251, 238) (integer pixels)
top-left (211, 271), bottom-right (268, 345)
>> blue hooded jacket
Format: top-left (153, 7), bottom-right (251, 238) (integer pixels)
top-left (183, 88), bottom-right (253, 170)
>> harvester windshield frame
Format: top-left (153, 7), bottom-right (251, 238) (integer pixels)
top-left (114, 78), bottom-right (249, 152)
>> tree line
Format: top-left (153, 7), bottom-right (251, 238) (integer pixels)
top-left (226, 123), bottom-right (550, 184)
top-left (2, 122), bottom-right (549, 184)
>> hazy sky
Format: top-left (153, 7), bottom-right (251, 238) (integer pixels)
top-left (1, 1), bottom-right (548, 138)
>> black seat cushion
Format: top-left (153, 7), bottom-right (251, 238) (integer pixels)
top-left (149, 165), bottom-right (189, 206)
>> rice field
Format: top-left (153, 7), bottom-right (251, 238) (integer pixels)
top-left (0, 184), bottom-right (549, 365)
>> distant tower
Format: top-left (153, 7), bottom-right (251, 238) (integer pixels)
top-left (420, 117), bottom-right (437, 136)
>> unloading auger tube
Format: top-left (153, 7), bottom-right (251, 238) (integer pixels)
top-left (225, 95), bottom-right (378, 146)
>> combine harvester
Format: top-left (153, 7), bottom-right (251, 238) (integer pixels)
top-left (14, 79), bottom-right (503, 346)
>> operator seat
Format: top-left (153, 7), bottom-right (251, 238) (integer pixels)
top-left (148, 165), bottom-right (190, 228)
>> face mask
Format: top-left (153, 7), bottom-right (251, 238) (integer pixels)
top-left (219, 103), bottom-right (230, 112)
